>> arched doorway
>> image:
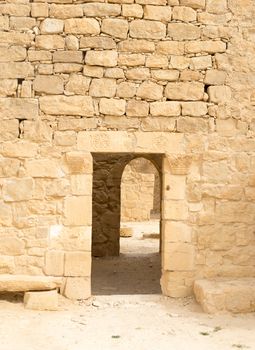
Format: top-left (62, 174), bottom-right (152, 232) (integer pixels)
top-left (91, 153), bottom-right (162, 295)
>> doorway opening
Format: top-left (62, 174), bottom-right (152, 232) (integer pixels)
top-left (91, 153), bottom-right (162, 295)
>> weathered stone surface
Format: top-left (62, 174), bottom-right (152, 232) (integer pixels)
top-left (0, 80), bottom-right (17, 97)
top-left (185, 40), bottom-right (226, 53)
top-left (83, 3), bottom-right (121, 16)
top-left (31, 3), bottom-right (49, 17)
top-left (63, 196), bottom-right (92, 226)
top-left (53, 51), bottom-right (83, 63)
top-left (34, 75), bottom-right (64, 94)
top-left (64, 252), bottom-right (91, 277)
top-left (0, 32), bottom-right (34, 46)
top-left (49, 4), bottom-right (83, 19)
top-left (180, 0), bottom-right (205, 9)
top-left (99, 98), bottom-right (126, 116)
top-left (0, 238), bottom-right (25, 255)
top-left (156, 41), bottom-right (185, 55)
top-left (194, 279), bottom-right (255, 314)
top-left (168, 23), bottom-right (200, 40)
top-left (144, 5), bottom-right (172, 21)
top-left (136, 81), bottom-right (163, 100)
top-left (64, 277), bottom-right (91, 300)
top-left (172, 6), bottom-right (197, 22)
top-left (26, 159), bottom-right (63, 178)
top-left (126, 100), bottom-right (149, 117)
top-left (80, 36), bottom-right (116, 50)
top-left (44, 251), bottom-right (65, 276)
top-left (122, 4), bottom-right (143, 18)
top-left (35, 35), bottom-right (65, 50)
top-left (41, 18), bottom-right (64, 34)
top-left (165, 82), bottom-right (204, 101)
top-left (39, 96), bottom-right (94, 116)
top-left (117, 82), bottom-right (136, 98)
top-left (89, 78), bottom-right (117, 98)
top-left (24, 290), bottom-right (59, 311)
top-left (85, 50), bottom-right (118, 67)
top-left (130, 20), bottom-right (166, 39)
top-left (0, 46), bottom-right (26, 62)
top-left (65, 152), bottom-right (92, 174)
top-left (182, 102), bottom-right (208, 116)
top-left (0, 63), bottom-right (34, 79)
top-left (102, 19), bottom-right (128, 39)
top-left (151, 69), bottom-right (179, 81)
top-left (65, 74), bottom-right (91, 95)
top-left (208, 86), bottom-right (231, 103)
top-left (118, 53), bottom-right (145, 67)
top-left (0, 275), bottom-right (62, 292)
top-left (118, 39), bottom-right (155, 53)
top-left (65, 18), bottom-right (100, 35)
top-left (204, 70), bottom-right (227, 85)
top-left (150, 101), bottom-right (181, 116)
top-left (0, 98), bottom-right (38, 119)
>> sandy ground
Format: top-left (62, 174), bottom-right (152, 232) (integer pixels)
top-left (0, 221), bottom-right (254, 350)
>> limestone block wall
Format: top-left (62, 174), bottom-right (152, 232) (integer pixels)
top-left (0, 0), bottom-right (254, 298)
top-left (121, 158), bottom-right (160, 222)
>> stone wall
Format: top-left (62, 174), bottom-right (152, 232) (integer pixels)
top-left (121, 158), bottom-right (160, 222)
top-left (0, 0), bottom-right (254, 298)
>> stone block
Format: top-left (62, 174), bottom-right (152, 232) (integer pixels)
top-left (122, 4), bottom-right (143, 18)
top-left (0, 3), bottom-right (30, 16)
top-left (44, 250), bottom-right (65, 276)
top-left (0, 275), bottom-right (62, 292)
top-left (65, 18), bottom-right (100, 35)
top-left (151, 69), bottom-right (179, 81)
top-left (99, 98), bottom-right (126, 116)
top-left (163, 243), bottom-right (195, 271)
top-left (0, 46), bottom-right (26, 62)
top-left (130, 20), bottom-right (166, 39)
top-left (89, 78), bottom-right (116, 98)
top-left (126, 100), bottom-right (149, 117)
top-left (177, 116), bottom-right (208, 133)
top-left (65, 152), bottom-right (92, 174)
top-left (83, 3), bottom-right (121, 16)
top-left (136, 81), bottom-right (163, 100)
top-left (66, 35), bottom-right (79, 50)
top-left (204, 70), bottom-right (227, 85)
top-left (101, 19), bottom-right (128, 39)
top-left (163, 221), bottom-right (191, 243)
top-left (35, 35), bottom-right (65, 50)
top-left (83, 65), bottom-right (104, 78)
top-left (41, 18), bottom-right (64, 34)
top-left (0, 237), bottom-right (25, 255)
top-left (34, 75), bottom-right (64, 95)
top-left (0, 79), bottom-right (17, 97)
top-left (163, 200), bottom-right (188, 220)
top-left (118, 53), bottom-right (145, 67)
top-left (65, 74), bottom-right (91, 95)
top-left (165, 82), bottom-right (204, 101)
top-left (85, 50), bottom-right (118, 67)
top-left (163, 174), bottom-right (186, 199)
top-left (179, 0), bottom-right (205, 8)
top-left (27, 50), bottom-right (52, 62)
top-left (63, 196), bottom-right (92, 226)
top-left (120, 227), bottom-right (133, 237)
top-left (168, 23), bottom-right (200, 40)
top-left (26, 159), bottom-right (63, 178)
top-left (64, 277), bottom-right (91, 300)
top-left (31, 3), bottom-right (49, 17)
top-left (208, 85), bottom-right (231, 103)
top-left (206, 0), bottom-right (228, 14)
top-left (185, 40), bottom-right (226, 54)
top-left (49, 4), bottom-right (83, 19)
top-left (156, 41), bottom-right (184, 55)
top-left (190, 55), bottom-right (212, 70)
top-left (71, 175), bottom-right (92, 196)
top-left (118, 39), bottom-right (155, 53)
top-left (144, 5), bottom-right (172, 21)
top-left (80, 36), bottom-right (116, 50)
top-left (0, 63), bottom-right (34, 79)
top-left (54, 63), bottom-right (83, 74)
top-left (0, 32), bottom-right (33, 46)
top-left (53, 51), bottom-right (83, 63)
top-left (194, 279), bottom-right (255, 314)
top-left (24, 290), bottom-right (59, 311)
top-left (150, 101), bottom-right (181, 116)
top-left (172, 6), bottom-right (197, 21)
top-left (146, 55), bottom-right (168, 68)
top-left (0, 15), bottom-right (9, 30)
top-left (64, 252), bottom-right (91, 277)
top-left (126, 67), bottom-right (150, 80)
top-left (0, 98), bottom-right (38, 119)
top-left (39, 95), bottom-right (94, 116)
top-left (3, 178), bottom-right (34, 202)
top-left (116, 82), bottom-right (136, 98)
top-left (181, 102), bottom-right (208, 116)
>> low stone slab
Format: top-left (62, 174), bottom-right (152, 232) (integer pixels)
top-left (0, 274), bottom-right (62, 292)
top-left (194, 278), bottom-right (255, 314)
top-left (24, 290), bottom-right (58, 311)
top-left (120, 227), bottom-right (133, 237)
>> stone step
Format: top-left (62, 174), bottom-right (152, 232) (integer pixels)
top-left (0, 274), bottom-right (62, 292)
top-left (194, 278), bottom-right (255, 314)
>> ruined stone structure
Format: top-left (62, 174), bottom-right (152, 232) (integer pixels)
top-left (121, 158), bottom-right (160, 222)
top-left (0, 0), bottom-right (254, 307)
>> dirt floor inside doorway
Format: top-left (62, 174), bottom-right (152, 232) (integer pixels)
top-left (92, 220), bottom-right (161, 295)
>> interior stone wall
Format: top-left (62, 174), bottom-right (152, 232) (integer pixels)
top-left (0, 0), bottom-right (254, 299)
top-left (121, 158), bottom-right (160, 222)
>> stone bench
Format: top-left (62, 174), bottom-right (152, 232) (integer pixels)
top-left (194, 278), bottom-right (255, 314)
top-left (0, 274), bottom-right (62, 292)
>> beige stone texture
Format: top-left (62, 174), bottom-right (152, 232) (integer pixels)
top-left (31, 3), bottom-right (49, 17)
top-left (0, 80), bottom-right (17, 97)
top-left (53, 51), bottom-right (83, 63)
top-left (80, 37), bottom-right (116, 50)
top-left (146, 55), bottom-right (168, 68)
top-left (101, 19), bottom-right (128, 39)
top-left (179, 0), bottom-right (205, 9)
top-left (63, 196), bottom-right (92, 226)
top-left (34, 75), bottom-right (64, 95)
top-left (0, 275), bottom-right (62, 292)
top-left (44, 251), bottom-right (65, 276)
top-left (50, 4), bottom-right (83, 19)
top-left (204, 70), bottom-right (227, 85)
top-left (118, 39), bottom-right (155, 53)
top-left (89, 78), bottom-right (117, 98)
top-left (172, 6), bottom-right (197, 22)
top-left (3, 178), bottom-right (34, 202)
top-left (65, 74), bottom-right (91, 95)
top-left (126, 100), bottom-right (149, 117)
top-left (151, 70), bottom-right (179, 81)
top-left (65, 152), bottom-right (93, 174)
top-left (99, 98), bottom-right (126, 116)
top-left (130, 20), bottom-right (166, 40)
top-left (24, 290), bottom-right (59, 311)
top-left (117, 82), bottom-right (136, 98)
top-left (190, 55), bottom-right (212, 70)
top-left (64, 252), bottom-right (91, 277)
top-left (168, 23), bottom-right (200, 40)
top-left (0, 63), bottom-right (34, 79)
top-left (26, 159), bottom-right (63, 178)
top-left (64, 277), bottom-right (91, 300)
top-left (185, 41), bottom-right (226, 54)
top-left (182, 102), bottom-right (208, 116)
top-left (85, 50), bottom-right (118, 67)
top-left (136, 81), bottom-right (163, 100)
top-left (150, 101), bottom-right (181, 116)
top-left (65, 18), bottom-right (100, 35)
top-left (118, 54), bottom-right (145, 67)
top-left (122, 4), bottom-right (143, 18)
top-left (41, 18), bottom-right (64, 34)
top-left (126, 68), bottom-right (150, 80)
top-left (208, 86), bottom-right (232, 103)
top-left (39, 96), bottom-right (94, 116)
top-left (165, 82), bottom-right (204, 101)
top-left (83, 3), bottom-right (121, 17)
top-left (144, 5), bottom-right (172, 21)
